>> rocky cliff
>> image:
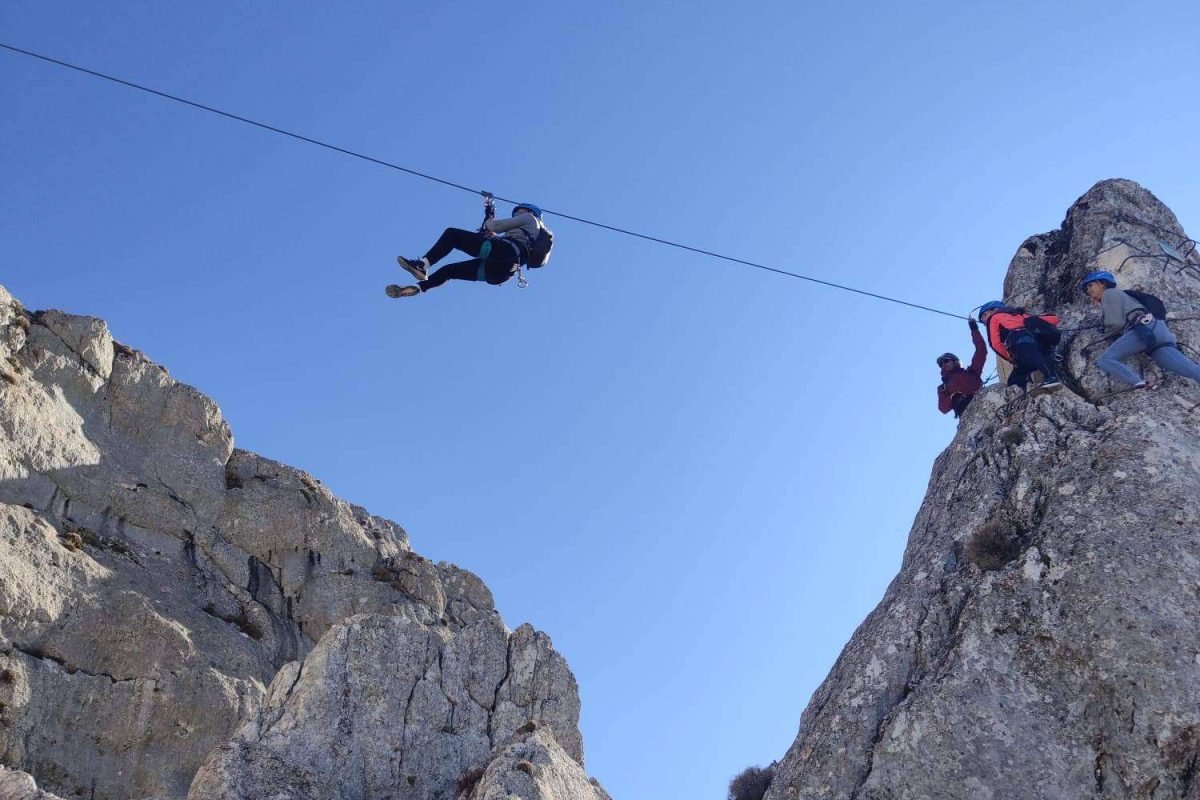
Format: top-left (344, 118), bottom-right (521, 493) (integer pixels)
top-left (7, 178), bottom-right (1197, 800)
top-left (765, 179), bottom-right (1200, 799)
top-left (0, 285), bottom-right (605, 799)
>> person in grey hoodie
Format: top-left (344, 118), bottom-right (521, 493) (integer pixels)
top-left (1082, 270), bottom-right (1200, 388)
top-left (387, 200), bottom-right (543, 298)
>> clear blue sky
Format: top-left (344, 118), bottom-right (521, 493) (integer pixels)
top-left (3, 2), bottom-right (1198, 798)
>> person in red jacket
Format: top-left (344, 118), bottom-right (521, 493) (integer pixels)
top-left (978, 301), bottom-right (1063, 393)
top-left (937, 320), bottom-right (988, 417)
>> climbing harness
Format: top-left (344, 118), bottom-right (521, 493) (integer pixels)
top-left (476, 241), bottom-right (492, 281)
top-left (1147, 341), bottom-right (1178, 356)
top-left (473, 239), bottom-right (529, 289)
top-left (478, 192), bottom-right (528, 289)
top-left (1129, 312), bottom-right (1159, 350)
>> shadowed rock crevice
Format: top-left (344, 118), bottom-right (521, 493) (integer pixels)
top-left (7, 642), bottom-right (152, 687)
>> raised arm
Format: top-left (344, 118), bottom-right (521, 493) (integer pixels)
top-left (485, 212), bottom-right (539, 234)
top-left (967, 320), bottom-right (987, 377)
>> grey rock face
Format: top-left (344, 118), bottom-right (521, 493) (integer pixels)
top-left (456, 724), bottom-right (611, 800)
top-left (187, 615), bottom-right (581, 800)
top-left (0, 766), bottom-right (67, 800)
top-left (0, 284), bottom-right (594, 799)
top-left (765, 179), bottom-right (1200, 799)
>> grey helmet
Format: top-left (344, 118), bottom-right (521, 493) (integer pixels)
top-left (937, 353), bottom-right (960, 367)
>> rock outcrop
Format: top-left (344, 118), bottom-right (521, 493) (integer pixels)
top-left (765, 179), bottom-right (1200, 799)
top-left (0, 284), bottom-right (598, 799)
top-left (187, 615), bottom-right (581, 800)
top-left (0, 767), bottom-right (66, 800)
top-left (455, 723), bottom-right (611, 800)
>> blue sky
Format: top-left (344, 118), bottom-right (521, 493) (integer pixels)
top-left (3, 2), bottom-right (1198, 798)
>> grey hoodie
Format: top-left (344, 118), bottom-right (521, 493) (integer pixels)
top-left (485, 212), bottom-right (541, 260)
top-left (1100, 286), bottom-right (1147, 337)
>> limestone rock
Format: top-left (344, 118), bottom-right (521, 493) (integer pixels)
top-left (0, 502), bottom-right (268, 800)
top-left (765, 180), bottom-right (1200, 799)
top-left (187, 614), bottom-right (583, 800)
top-left (0, 766), bottom-right (66, 800)
top-left (490, 625), bottom-right (583, 764)
top-left (457, 724), bottom-right (611, 800)
top-left (0, 281), bottom-right (595, 800)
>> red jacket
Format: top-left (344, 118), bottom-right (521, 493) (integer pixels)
top-left (938, 324), bottom-right (987, 414)
top-left (985, 310), bottom-right (1059, 363)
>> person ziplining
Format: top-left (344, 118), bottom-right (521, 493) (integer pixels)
top-left (13, 42), bottom-right (1200, 409)
top-left (0, 44), bottom-right (974, 322)
top-left (386, 195), bottom-right (554, 299)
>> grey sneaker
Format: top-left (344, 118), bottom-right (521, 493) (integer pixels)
top-left (397, 256), bottom-right (428, 282)
top-left (1033, 378), bottom-right (1064, 395)
top-left (385, 284), bottom-right (421, 299)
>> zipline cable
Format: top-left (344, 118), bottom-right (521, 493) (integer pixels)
top-left (0, 42), bottom-right (972, 320)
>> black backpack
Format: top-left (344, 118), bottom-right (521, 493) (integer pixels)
top-left (526, 223), bottom-right (554, 268)
top-left (1125, 290), bottom-right (1166, 320)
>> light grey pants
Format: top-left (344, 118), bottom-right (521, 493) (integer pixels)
top-left (1096, 319), bottom-right (1200, 386)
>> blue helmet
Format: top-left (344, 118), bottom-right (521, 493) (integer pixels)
top-left (513, 203), bottom-right (542, 219)
top-left (978, 300), bottom-right (1005, 318)
top-left (1081, 270), bottom-right (1116, 290)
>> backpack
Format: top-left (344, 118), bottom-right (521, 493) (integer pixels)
top-left (1125, 290), bottom-right (1166, 320)
top-left (526, 223), bottom-right (554, 268)
top-left (1023, 314), bottom-right (1062, 346)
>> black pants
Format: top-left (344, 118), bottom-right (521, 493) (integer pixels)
top-left (1007, 332), bottom-right (1059, 388)
top-left (952, 394), bottom-right (974, 418)
top-left (419, 228), bottom-right (519, 291)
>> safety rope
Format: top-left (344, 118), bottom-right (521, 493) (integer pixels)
top-left (0, 42), bottom-right (969, 320)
